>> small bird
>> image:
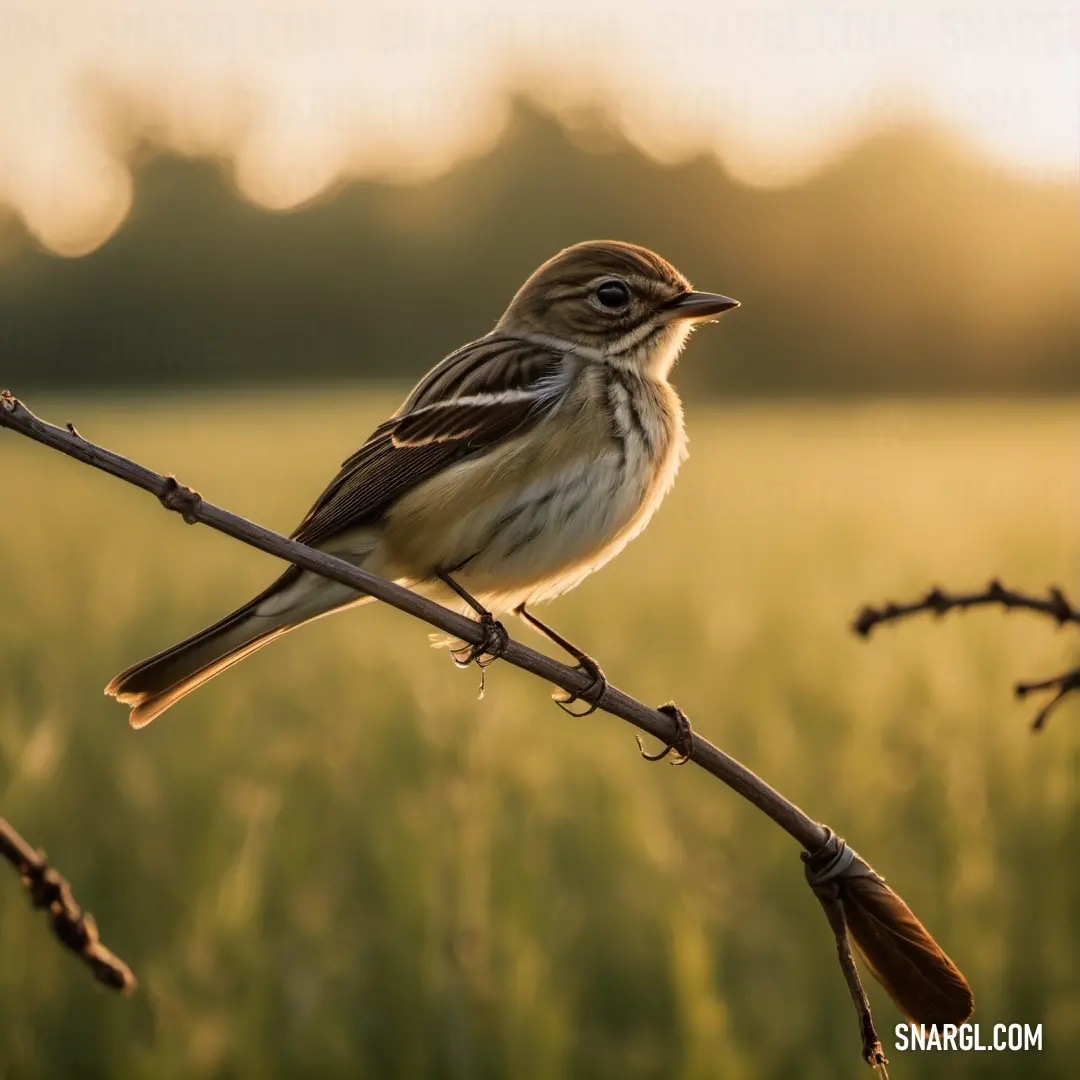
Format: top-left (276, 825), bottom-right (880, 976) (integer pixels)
top-left (107, 240), bottom-right (738, 727)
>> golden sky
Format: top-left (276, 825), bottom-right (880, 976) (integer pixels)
top-left (1, 0), bottom-right (1077, 254)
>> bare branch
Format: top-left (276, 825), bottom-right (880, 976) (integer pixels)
top-left (853, 579), bottom-right (1080, 730)
top-left (0, 816), bottom-right (136, 993)
top-left (1, 390), bottom-right (973, 1062)
top-left (1016, 668), bottom-right (1080, 732)
top-left (853, 580), bottom-right (1080, 638)
top-left (0, 391), bottom-right (820, 845)
top-left (810, 882), bottom-right (888, 1074)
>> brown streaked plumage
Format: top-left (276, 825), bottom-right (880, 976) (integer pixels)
top-left (106, 240), bottom-right (739, 727)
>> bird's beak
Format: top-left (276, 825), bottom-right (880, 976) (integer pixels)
top-left (663, 291), bottom-right (740, 323)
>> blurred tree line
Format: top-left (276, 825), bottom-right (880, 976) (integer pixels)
top-left (1, 98), bottom-right (1076, 395)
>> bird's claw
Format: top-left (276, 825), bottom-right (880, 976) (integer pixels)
top-left (450, 614), bottom-right (510, 668)
top-left (450, 614), bottom-right (510, 698)
top-left (553, 655), bottom-right (608, 717)
top-left (637, 703), bottom-right (694, 764)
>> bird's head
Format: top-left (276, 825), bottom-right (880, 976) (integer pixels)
top-left (497, 239), bottom-right (738, 378)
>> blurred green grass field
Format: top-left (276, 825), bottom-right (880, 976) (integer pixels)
top-left (1, 392), bottom-right (1078, 1080)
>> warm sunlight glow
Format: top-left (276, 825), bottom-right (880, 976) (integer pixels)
top-left (0, 0), bottom-right (1075, 251)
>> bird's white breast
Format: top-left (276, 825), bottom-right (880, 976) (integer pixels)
top-left (380, 371), bottom-right (686, 614)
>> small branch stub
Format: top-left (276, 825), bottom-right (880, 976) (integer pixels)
top-left (1016, 668), bottom-right (1080, 732)
top-left (159, 475), bottom-right (203, 524)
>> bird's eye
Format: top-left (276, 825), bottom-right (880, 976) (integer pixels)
top-left (595, 280), bottom-right (630, 310)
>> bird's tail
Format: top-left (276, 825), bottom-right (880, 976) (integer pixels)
top-left (105, 568), bottom-right (366, 728)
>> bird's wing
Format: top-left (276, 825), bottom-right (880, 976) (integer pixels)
top-left (398, 332), bottom-right (568, 410)
top-left (291, 335), bottom-right (567, 549)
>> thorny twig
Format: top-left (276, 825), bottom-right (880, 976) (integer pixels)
top-left (854, 580), bottom-right (1080, 731)
top-left (0, 816), bottom-right (136, 993)
top-left (2, 390), bottom-right (978, 1067)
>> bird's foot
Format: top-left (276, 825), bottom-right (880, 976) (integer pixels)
top-left (450, 612), bottom-right (510, 668)
top-left (450, 613), bottom-right (510, 699)
top-left (637, 703), bottom-right (695, 765)
top-left (553, 654), bottom-right (608, 717)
